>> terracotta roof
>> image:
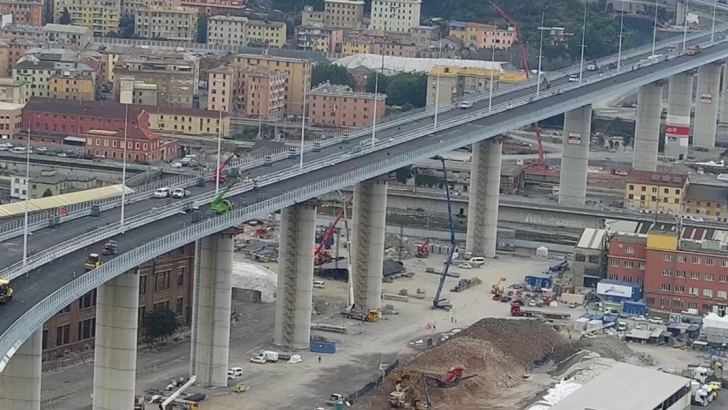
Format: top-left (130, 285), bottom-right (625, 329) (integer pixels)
top-left (85, 126), bottom-right (158, 141)
top-left (24, 98), bottom-right (228, 120)
top-left (625, 170), bottom-right (686, 188)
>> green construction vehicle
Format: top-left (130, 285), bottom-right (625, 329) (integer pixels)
top-left (210, 181), bottom-right (237, 215)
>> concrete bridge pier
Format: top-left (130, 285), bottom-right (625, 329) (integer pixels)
top-left (665, 72), bottom-right (694, 161)
top-left (352, 176), bottom-right (388, 311)
top-left (633, 82), bottom-right (663, 171)
top-left (694, 63), bottom-right (722, 148)
top-left (0, 329), bottom-right (42, 410)
top-left (189, 232), bottom-right (234, 387)
top-left (559, 105), bottom-right (592, 206)
top-left (465, 138), bottom-right (503, 258)
top-left (92, 270), bottom-right (140, 410)
top-left (274, 200), bottom-right (317, 349)
top-left (719, 64), bottom-right (728, 124)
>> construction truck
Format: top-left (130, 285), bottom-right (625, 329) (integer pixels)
top-left (423, 366), bottom-right (477, 388)
top-left (491, 277), bottom-right (506, 295)
top-left (509, 302), bottom-right (570, 319)
top-left (687, 45), bottom-right (701, 56)
top-left (586, 60), bottom-right (598, 71)
top-left (0, 279), bottom-right (13, 304)
top-left (668, 43), bottom-right (679, 53)
top-left (450, 277), bottom-right (482, 292)
top-left (134, 396), bottom-right (145, 410)
top-left (102, 240), bottom-right (118, 256)
top-left (340, 309), bottom-right (380, 322)
top-left (84, 253), bottom-right (101, 271)
top-left (415, 239), bottom-right (430, 258)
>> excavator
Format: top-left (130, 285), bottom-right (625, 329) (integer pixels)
top-left (0, 279), bottom-right (13, 304)
top-left (432, 156), bottom-right (455, 311)
top-left (210, 177), bottom-right (243, 215)
top-left (491, 277), bottom-right (506, 295)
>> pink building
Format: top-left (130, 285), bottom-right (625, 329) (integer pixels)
top-left (208, 65), bottom-right (286, 119)
top-left (307, 81), bottom-right (385, 128)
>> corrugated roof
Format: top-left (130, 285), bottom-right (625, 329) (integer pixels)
top-left (576, 228), bottom-right (606, 250)
top-left (549, 363), bottom-right (690, 410)
top-left (0, 185), bottom-right (133, 218)
top-left (334, 54), bottom-right (508, 75)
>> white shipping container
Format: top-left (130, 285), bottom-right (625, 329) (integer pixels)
top-left (574, 317), bottom-right (589, 331)
top-left (596, 282), bottom-right (633, 298)
top-left (586, 320), bottom-right (603, 331)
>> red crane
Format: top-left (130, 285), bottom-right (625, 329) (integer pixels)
top-left (211, 153), bottom-right (239, 183)
top-left (489, 2), bottom-right (547, 170)
top-left (314, 195), bottom-right (353, 266)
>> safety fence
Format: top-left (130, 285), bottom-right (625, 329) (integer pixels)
top-left (346, 359), bottom-right (400, 404)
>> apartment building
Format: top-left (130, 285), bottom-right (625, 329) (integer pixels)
top-left (53, 0), bottom-right (121, 36)
top-left (113, 52), bottom-right (199, 108)
top-left (207, 15), bottom-right (248, 46)
top-left (10, 171), bottom-right (97, 200)
top-left (342, 41), bottom-right (372, 55)
top-left (0, 79), bottom-right (27, 104)
top-left (135, 6), bottom-right (198, 41)
top-left (301, 4), bottom-right (324, 26)
top-left (179, 0), bottom-right (245, 15)
top-left (410, 25), bottom-right (440, 47)
top-left (13, 50), bottom-right (101, 101)
top-left (50, 70), bottom-right (97, 101)
top-left (118, 76), bottom-right (159, 105)
top-left (295, 25), bottom-right (343, 53)
top-left (682, 174), bottom-right (728, 220)
top-left (323, 0), bottom-right (364, 30)
top-left (207, 66), bottom-right (286, 120)
top-left (146, 106), bottom-right (231, 136)
top-left (372, 42), bottom-right (417, 57)
top-left (0, 102), bottom-right (24, 139)
top-left (425, 65), bottom-right (527, 108)
top-left (448, 21), bottom-right (515, 49)
top-left (307, 81), bottom-right (385, 128)
top-left (233, 54), bottom-right (311, 115)
top-left (0, 0), bottom-right (44, 26)
top-left (246, 19), bottom-right (286, 48)
top-left (43, 23), bottom-right (93, 49)
top-left (42, 244), bottom-right (195, 359)
top-left (369, 0), bottom-right (422, 33)
top-left (624, 170), bottom-right (686, 214)
top-left (607, 229), bottom-right (728, 314)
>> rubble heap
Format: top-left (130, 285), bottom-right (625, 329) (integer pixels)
top-left (383, 234), bottom-right (418, 259)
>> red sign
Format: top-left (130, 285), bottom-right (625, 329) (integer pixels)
top-left (665, 125), bottom-right (690, 136)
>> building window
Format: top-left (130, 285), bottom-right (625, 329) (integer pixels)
top-left (720, 275), bottom-right (728, 283)
top-left (623, 261), bottom-right (632, 269)
top-left (706, 258), bottom-right (715, 266)
top-left (663, 254), bottom-right (673, 262)
top-left (689, 287), bottom-right (699, 295)
top-left (675, 285), bottom-right (685, 293)
top-left (153, 300), bottom-right (170, 311)
top-left (692, 256), bottom-right (701, 264)
top-left (662, 269), bottom-right (671, 277)
top-left (719, 290), bottom-right (728, 299)
top-left (608, 273), bottom-right (619, 280)
top-left (176, 297), bottom-right (184, 315)
top-left (139, 275), bottom-right (147, 295)
top-left (705, 273), bottom-right (714, 281)
top-left (77, 318), bottom-right (95, 341)
top-left (703, 288), bottom-right (713, 298)
top-left (673, 300), bottom-right (683, 308)
top-left (676, 270), bottom-right (686, 278)
top-left (660, 298), bottom-right (669, 308)
top-left (688, 302), bottom-right (698, 309)
top-left (660, 283), bottom-right (671, 291)
top-left (638, 262), bottom-right (645, 270)
top-left (78, 289), bottom-right (96, 309)
top-left (610, 258), bottom-right (619, 267)
top-left (722, 260), bottom-right (728, 268)
top-left (154, 271), bottom-right (171, 292)
top-left (56, 324), bottom-right (70, 346)
top-left (139, 306), bottom-right (146, 326)
top-left (678, 255), bottom-right (686, 263)
top-left (177, 271), bottom-right (184, 287)
top-left (626, 246), bottom-right (634, 254)
top-left (690, 272), bottom-right (700, 280)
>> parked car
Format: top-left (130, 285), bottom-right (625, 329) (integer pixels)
top-left (249, 356), bottom-right (266, 364)
top-left (457, 262), bottom-right (473, 269)
top-left (172, 188), bottom-right (188, 199)
top-left (227, 367), bottom-right (243, 379)
top-left (153, 187), bottom-right (171, 198)
top-left (648, 317), bottom-right (664, 325)
top-left (568, 74), bottom-right (579, 82)
top-left (459, 101), bottom-right (474, 109)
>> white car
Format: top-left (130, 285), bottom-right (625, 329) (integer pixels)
top-left (648, 317), bottom-right (664, 325)
top-left (171, 162), bottom-right (183, 168)
top-left (568, 75), bottom-right (579, 82)
top-left (249, 356), bottom-right (266, 364)
top-left (459, 101), bottom-right (473, 109)
top-left (36, 146), bottom-right (48, 152)
top-left (457, 262), bottom-right (472, 269)
top-left (172, 188), bottom-right (187, 199)
top-left (227, 367), bottom-right (243, 379)
top-left (57, 152), bottom-right (67, 157)
top-left (153, 187), bottom-right (171, 198)
top-left (633, 315), bottom-right (647, 322)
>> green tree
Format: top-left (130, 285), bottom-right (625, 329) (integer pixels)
top-left (385, 73), bottom-right (427, 107)
top-left (144, 307), bottom-right (179, 342)
top-left (311, 64), bottom-right (355, 88)
top-left (42, 188), bottom-right (53, 198)
top-left (59, 8), bottom-right (72, 25)
top-left (365, 73), bottom-right (389, 93)
top-left (197, 14), bottom-right (208, 43)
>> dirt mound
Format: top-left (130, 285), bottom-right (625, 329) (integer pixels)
top-left (572, 336), bottom-right (655, 367)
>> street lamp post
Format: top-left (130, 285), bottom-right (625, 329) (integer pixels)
top-left (579, 3), bottom-right (587, 83)
top-left (120, 104), bottom-right (129, 233)
top-left (434, 31), bottom-right (443, 128)
top-left (370, 53), bottom-right (384, 148)
top-left (488, 45), bottom-right (495, 110)
top-left (652, 0), bottom-right (659, 57)
top-left (22, 126), bottom-right (30, 267)
top-left (536, 12), bottom-right (545, 97)
top-left (683, 0), bottom-right (690, 50)
top-left (299, 80), bottom-right (308, 168)
top-left (712, 0), bottom-right (718, 43)
top-left (618, 1), bottom-right (625, 71)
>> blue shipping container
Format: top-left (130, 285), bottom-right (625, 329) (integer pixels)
top-left (310, 341), bottom-right (336, 354)
top-left (622, 301), bottom-right (647, 316)
top-left (525, 274), bottom-right (552, 289)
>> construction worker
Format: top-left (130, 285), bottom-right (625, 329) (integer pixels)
top-left (318, 356), bottom-right (322, 364)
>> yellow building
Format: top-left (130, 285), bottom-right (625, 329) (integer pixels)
top-left (0, 78), bottom-right (27, 104)
top-left (448, 21), bottom-right (515, 50)
top-left (135, 6), bottom-right (198, 42)
top-left (342, 41), bottom-right (373, 55)
top-left (682, 178), bottom-right (728, 220)
top-left (146, 108), bottom-right (231, 137)
top-left (50, 73), bottom-right (96, 101)
top-left (426, 65), bottom-right (526, 108)
top-left (232, 54), bottom-right (311, 115)
top-left (246, 19), bottom-right (286, 48)
top-left (624, 170), bottom-right (686, 214)
top-left (53, 0), bottom-right (121, 36)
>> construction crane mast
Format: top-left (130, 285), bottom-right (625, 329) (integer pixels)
top-left (489, 2), bottom-right (546, 170)
top-left (432, 156), bottom-right (455, 311)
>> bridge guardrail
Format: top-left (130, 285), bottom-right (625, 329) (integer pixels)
top-left (2, 41), bottom-right (728, 369)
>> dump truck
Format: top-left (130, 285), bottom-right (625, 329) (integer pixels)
top-left (451, 277), bottom-right (482, 292)
top-left (687, 45), bottom-right (701, 56)
top-left (84, 253), bottom-right (101, 271)
top-left (0, 279), bottom-right (13, 304)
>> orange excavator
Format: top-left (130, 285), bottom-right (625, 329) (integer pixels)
top-left (314, 196), bottom-right (353, 266)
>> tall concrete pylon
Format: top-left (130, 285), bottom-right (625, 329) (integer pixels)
top-left (559, 105), bottom-right (592, 206)
top-left (665, 72), bottom-right (693, 161)
top-left (0, 329), bottom-right (42, 410)
top-left (694, 63), bottom-right (721, 148)
top-left (465, 138), bottom-right (503, 258)
top-left (633, 82), bottom-right (664, 171)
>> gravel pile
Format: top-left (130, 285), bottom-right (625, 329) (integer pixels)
top-left (573, 336), bottom-right (655, 367)
top-left (383, 234), bottom-right (418, 259)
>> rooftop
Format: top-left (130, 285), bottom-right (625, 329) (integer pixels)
top-left (684, 183), bottom-right (728, 203)
top-left (139, 5), bottom-right (197, 13)
top-left (688, 171), bottom-right (728, 187)
top-left (248, 19), bottom-right (285, 28)
top-left (0, 102), bottom-right (26, 111)
top-left (325, 0), bottom-right (365, 4)
top-left (310, 81), bottom-right (385, 99)
top-left (117, 52), bottom-right (198, 65)
top-left (43, 24), bottom-right (91, 35)
top-left (625, 169), bottom-right (686, 188)
top-left (0, 78), bottom-right (25, 86)
top-left (548, 363), bottom-right (689, 410)
top-left (236, 53), bottom-right (310, 64)
top-left (0, 24), bottom-right (43, 33)
top-left (576, 228), bottom-right (607, 250)
top-left (209, 15), bottom-right (249, 22)
top-left (334, 54), bottom-right (510, 75)
top-left (24, 98), bottom-right (229, 120)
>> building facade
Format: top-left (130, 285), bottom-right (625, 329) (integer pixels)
top-left (323, 0), bottom-right (364, 30)
top-left (207, 65), bottom-right (286, 120)
top-left (207, 15), bottom-right (248, 46)
top-left (135, 6), bottom-right (198, 42)
top-left (118, 76), bottom-right (159, 105)
top-left (113, 52), bottom-right (199, 108)
top-left (447, 21), bottom-right (515, 49)
top-left (307, 81), bottom-right (385, 128)
top-left (246, 19), bottom-right (286, 48)
top-left (0, 0), bottom-right (44, 26)
top-left (43, 24), bottom-right (93, 49)
top-left (301, 5), bottom-right (324, 26)
top-left (13, 52), bottom-right (101, 101)
top-left (42, 244), bottom-right (195, 360)
top-left (682, 175), bottom-right (728, 220)
top-left (0, 101), bottom-right (24, 139)
top-left (0, 79), bottom-right (27, 104)
top-left (53, 0), bottom-right (121, 36)
top-left (369, 0), bottom-right (422, 33)
top-left (179, 0), bottom-right (245, 15)
top-left (410, 25), bottom-right (439, 47)
top-left (294, 25), bottom-right (343, 53)
top-left (11, 170), bottom-right (96, 200)
top-left (624, 170), bottom-right (686, 214)
top-left (233, 54), bottom-right (311, 115)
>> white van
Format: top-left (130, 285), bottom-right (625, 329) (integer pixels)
top-left (10, 147), bottom-right (28, 154)
top-left (468, 257), bottom-right (485, 267)
top-left (153, 187), bottom-right (171, 198)
top-left (313, 280), bottom-right (325, 289)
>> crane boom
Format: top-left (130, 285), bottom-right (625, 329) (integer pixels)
top-left (433, 157), bottom-right (455, 311)
top-left (490, 1), bottom-right (546, 169)
top-left (315, 195), bottom-right (353, 258)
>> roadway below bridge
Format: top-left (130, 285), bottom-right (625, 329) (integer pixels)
top-left (1, 31), bottom-right (727, 368)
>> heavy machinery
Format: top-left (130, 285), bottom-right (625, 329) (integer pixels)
top-left (451, 277), bottom-right (482, 292)
top-left (0, 279), bottom-right (13, 304)
top-left (84, 253), bottom-right (101, 271)
top-left (432, 156), bottom-right (455, 311)
top-left (389, 385), bottom-right (413, 408)
top-left (491, 277), bottom-right (506, 295)
top-left (423, 366), bottom-right (477, 388)
top-left (102, 240), bottom-right (118, 256)
top-left (415, 239), bottom-right (430, 258)
top-left (340, 309), bottom-right (380, 322)
top-left (314, 195), bottom-right (353, 266)
top-left (134, 396), bottom-right (145, 410)
top-left (210, 178), bottom-right (244, 215)
top-left (687, 45), bottom-right (702, 56)
top-left (490, 2), bottom-right (546, 171)
top-left (541, 77), bottom-right (551, 90)
top-left (211, 153), bottom-right (240, 183)
top-left (509, 302), bottom-right (570, 319)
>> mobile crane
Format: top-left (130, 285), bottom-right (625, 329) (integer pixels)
top-left (432, 156), bottom-right (455, 311)
top-left (211, 153), bottom-right (240, 183)
top-left (490, 2), bottom-right (547, 170)
top-left (314, 195), bottom-right (353, 265)
top-left (210, 179), bottom-right (241, 214)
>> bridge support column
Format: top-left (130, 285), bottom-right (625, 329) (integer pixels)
top-left (665, 73), bottom-right (693, 161)
top-left (190, 232), bottom-right (233, 387)
top-left (559, 105), bottom-right (592, 206)
top-left (0, 329), bottom-right (42, 410)
top-left (694, 63), bottom-right (721, 148)
top-left (465, 138), bottom-right (502, 258)
top-left (92, 270), bottom-right (139, 410)
top-left (274, 200), bottom-right (317, 349)
top-left (719, 65), bottom-right (728, 124)
top-left (633, 82), bottom-right (663, 171)
top-left (352, 177), bottom-right (388, 311)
